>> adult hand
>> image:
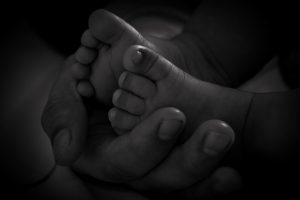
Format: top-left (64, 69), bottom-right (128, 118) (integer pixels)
top-left (42, 56), bottom-right (241, 197)
top-left (127, 120), bottom-right (242, 200)
top-left (42, 55), bottom-right (187, 182)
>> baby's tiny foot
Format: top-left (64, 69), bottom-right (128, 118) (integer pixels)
top-left (110, 44), bottom-right (190, 133)
top-left (111, 45), bottom-right (253, 142)
top-left (74, 9), bottom-right (185, 105)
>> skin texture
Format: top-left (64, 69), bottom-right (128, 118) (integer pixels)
top-left (0, 19), bottom-right (241, 199)
top-left (42, 0), bottom-right (274, 197)
top-left (41, 55), bottom-right (241, 197)
top-left (7, 1), bottom-right (300, 198)
top-left (110, 45), bottom-right (253, 141)
top-left (73, 9), bottom-right (253, 149)
top-left (71, 6), bottom-right (300, 197)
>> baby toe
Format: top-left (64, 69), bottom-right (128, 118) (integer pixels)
top-left (108, 107), bottom-right (140, 131)
top-left (119, 72), bottom-right (156, 99)
top-left (81, 29), bottom-right (99, 48)
top-left (77, 80), bottom-right (94, 97)
top-left (75, 46), bottom-right (97, 65)
top-left (71, 62), bottom-right (90, 79)
top-left (112, 89), bottom-right (145, 115)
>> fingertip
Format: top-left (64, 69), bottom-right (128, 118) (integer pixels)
top-left (156, 108), bottom-right (185, 141)
top-left (217, 121), bottom-right (235, 144)
top-left (212, 167), bottom-right (242, 196)
top-left (161, 107), bottom-right (186, 123)
top-left (202, 120), bottom-right (235, 142)
top-left (203, 131), bottom-right (233, 156)
top-left (200, 120), bottom-right (235, 155)
top-left (106, 107), bottom-right (186, 179)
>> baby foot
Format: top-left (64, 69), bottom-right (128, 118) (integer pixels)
top-left (109, 45), bottom-right (253, 141)
top-left (73, 9), bottom-right (185, 105)
top-left (70, 62), bottom-right (94, 97)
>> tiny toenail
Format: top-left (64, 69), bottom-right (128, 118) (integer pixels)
top-left (118, 72), bottom-right (127, 86)
top-left (112, 90), bottom-right (122, 104)
top-left (132, 50), bottom-right (143, 65)
top-left (108, 109), bottom-right (116, 122)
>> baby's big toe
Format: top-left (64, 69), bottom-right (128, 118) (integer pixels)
top-left (123, 45), bottom-right (175, 82)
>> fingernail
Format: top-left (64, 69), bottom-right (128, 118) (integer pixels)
top-left (53, 129), bottom-right (71, 153)
top-left (203, 131), bottom-right (232, 155)
top-left (132, 49), bottom-right (143, 65)
top-left (158, 119), bottom-right (183, 141)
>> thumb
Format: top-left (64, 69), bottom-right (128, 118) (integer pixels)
top-left (73, 107), bottom-right (186, 182)
top-left (42, 56), bottom-right (87, 165)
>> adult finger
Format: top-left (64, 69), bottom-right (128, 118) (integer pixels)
top-left (183, 167), bottom-right (242, 200)
top-left (129, 120), bottom-right (235, 191)
top-left (41, 56), bottom-right (88, 165)
top-left (73, 107), bottom-right (185, 182)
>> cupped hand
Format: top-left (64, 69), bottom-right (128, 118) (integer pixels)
top-left (42, 56), bottom-right (241, 198)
